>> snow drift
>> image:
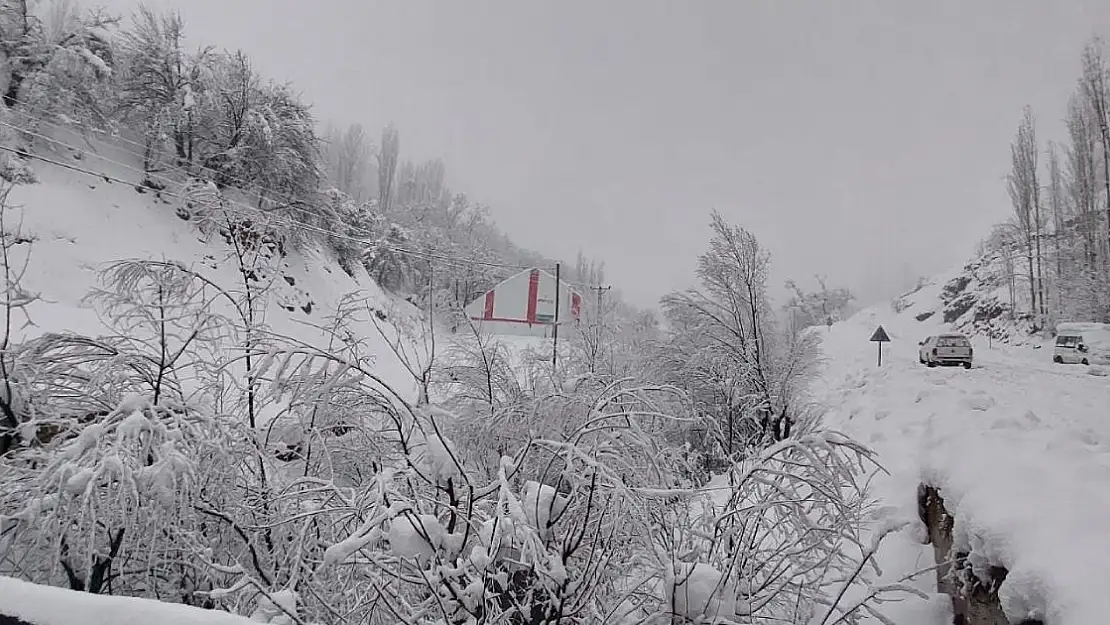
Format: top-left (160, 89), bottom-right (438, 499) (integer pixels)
top-left (0, 576), bottom-right (255, 625)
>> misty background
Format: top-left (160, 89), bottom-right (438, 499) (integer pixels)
top-left (100, 0), bottom-right (1110, 308)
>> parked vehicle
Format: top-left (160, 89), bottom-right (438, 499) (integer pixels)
top-left (919, 333), bottom-right (973, 369)
top-left (1053, 322), bottom-right (1110, 365)
top-left (1053, 333), bottom-right (1089, 365)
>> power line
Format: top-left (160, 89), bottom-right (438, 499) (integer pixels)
top-left (9, 106), bottom-right (591, 287)
top-left (11, 116), bottom-right (535, 274)
top-left (12, 98), bottom-right (630, 293)
top-left (0, 122), bottom-right (534, 273)
top-left (0, 116), bottom-right (369, 236)
top-left (13, 103), bottom-right (510, 264)
top-left (10, 106), bottom-right (559, 279)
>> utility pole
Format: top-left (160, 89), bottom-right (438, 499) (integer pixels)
top-left (589, 284), bottom-right (611, 341)
top-left (591, 285), bottom-right (612, 316)
top-left (552, 262), bottom-right (561, 368)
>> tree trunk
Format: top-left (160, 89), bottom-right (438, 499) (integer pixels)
top-left (1036, 233), bottom-right (1046, 318)
top-left (174, 131), bottom-right (188, 165)
top-left (1054, 224), bottom-right (1063, 312)
top-left (1026, 245), bottom-right (1037, 328)
top-left (1090, 58), bottom-right (1110, 276)
top-left (1099, 119), bottom-right (1110, 265)
top-left (1034, 189), bottom-right (1046, 318)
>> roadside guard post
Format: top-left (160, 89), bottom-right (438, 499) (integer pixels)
top-left (870, 325), bottom-right (891, 367)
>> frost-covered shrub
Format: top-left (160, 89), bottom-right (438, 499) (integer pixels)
top-left (0, 394), bottom-right (242, 595)
top-left (612, 430), bottom-right (918, 625)
top-left (0, 154), bottom-right (37, 185)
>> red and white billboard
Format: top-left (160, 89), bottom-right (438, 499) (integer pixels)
top-left (465, 268), bottom-right (581, 337)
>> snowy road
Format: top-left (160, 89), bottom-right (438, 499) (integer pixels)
top-left (816, 312), bottom-right (1110, 624)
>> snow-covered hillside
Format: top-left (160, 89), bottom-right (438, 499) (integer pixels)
top-left (816, 303), bottom-right (1110, 624)
top-left (4, 131), bottom-right (421, 399)
top-left (890, 249), bottom-right (1026, 343)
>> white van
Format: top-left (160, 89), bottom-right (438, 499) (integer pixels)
top-left (1053, 322), bottom-right (1110, 365)
top-left (1053, 333), bottom-right (1089, 365)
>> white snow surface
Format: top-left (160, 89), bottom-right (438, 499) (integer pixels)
top-left (816, 305), bottom-right (1110, 624)
top-left (0, 575), bottom-right (254, 624)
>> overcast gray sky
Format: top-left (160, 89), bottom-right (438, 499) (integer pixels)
top-left (104, 0), bottom-right (1110, 308)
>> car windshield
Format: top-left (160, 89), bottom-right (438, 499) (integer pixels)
top-left (1056, 335), bottom-right (1081, 347)
top-left (937, 337), bottom-right (968, 347)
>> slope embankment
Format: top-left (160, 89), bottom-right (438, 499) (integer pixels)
top-left (816, 308), bottom-right (1110, 624)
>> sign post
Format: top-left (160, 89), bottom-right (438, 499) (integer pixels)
top-left (869, 325), bottom-right (891, 367)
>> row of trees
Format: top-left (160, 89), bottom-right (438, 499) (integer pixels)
top-left (783, 276), bottom-right (855, 332)
top-left (994, 36), bottom-right (1110, 329)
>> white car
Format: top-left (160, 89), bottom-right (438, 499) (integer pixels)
top-left (919, 333), bottom-right (973, 369)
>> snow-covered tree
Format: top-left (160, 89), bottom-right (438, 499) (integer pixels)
top-left (365, 222), bottom-right (418, 293)
top-left (377, 123), bottom-right (399, 214)
top-left (987, 38), bottom-right (1110, 330)
top-left (0, 0), bottom-right (116, 112)
top-left (114, 5), bottom-right (211, 170)
top-left (1007, 106), bottom-right (1047, 327)
top-left (192, 50), bottom-right (260, 187)
top-left (5, 0), bottom-right (116, 125)
top-left (1078, 37), bottom-right (1110, 256)
top-left (322, 122), bottom-right (375, 202)
top-left (783, 274), bottom-right (854, 331)
top-left (246, 81), bottom-right (321, 213)
top-left (659, 212), bottom-right (821, 460)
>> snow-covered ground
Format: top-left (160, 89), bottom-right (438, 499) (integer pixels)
top-left (816, 306), bottom-right (1110, 624)
top-left (0, 575), bottom-right (256, 624)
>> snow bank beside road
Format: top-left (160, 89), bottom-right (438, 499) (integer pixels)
top-left (0, 576), bottom-right (255, 625)
top-left (817, 308), bottom-right (1110, 624)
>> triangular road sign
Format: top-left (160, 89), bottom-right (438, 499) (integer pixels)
top-left (869, 325), bottom-right (891, 342)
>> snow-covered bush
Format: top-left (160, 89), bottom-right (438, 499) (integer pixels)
top-left (316, 189), bottom-right (378, 278)
top-left (0, 104), bottom-right (37, 184)
top-left (1, 393), bottom-right (243, 595)
top-left (365, 222), bottom-right (418, 293)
